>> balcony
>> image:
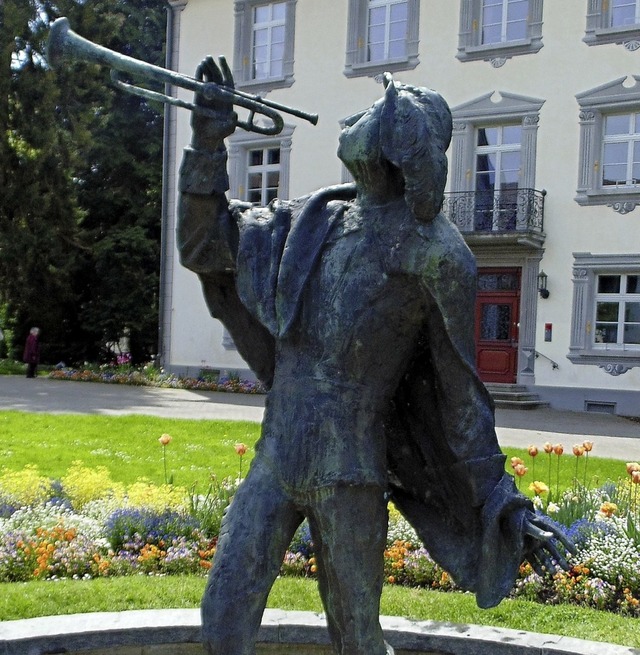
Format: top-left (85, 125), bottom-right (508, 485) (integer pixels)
top-left (441, 188), bottom-right (546, 250)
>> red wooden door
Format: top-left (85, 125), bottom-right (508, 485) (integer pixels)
top-left (475, 269), bottom-right (520, 384)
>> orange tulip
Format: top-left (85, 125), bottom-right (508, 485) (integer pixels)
top-left (528, 445), bottom-right (539, 457)
top-left (572, 445), bottom-right (585, 457)
top-left (510, 456), bottom-right (524, 469)
top-left (159, 433), bottom-right (172, 446)
top-left (632, 471), bottom-right (640, 485)
top-left (543, 442), bottom-right (553, 454)
top-left (553, 444), bottom-right (564, 456)
top-left (235, 443), bottom-right (248, 456)
top-left (513, 463), bottom-right (528, 477)
top-left (583, 440), bottom-right (594, 452)
top-left (626, 462), bottom-right (640, 475)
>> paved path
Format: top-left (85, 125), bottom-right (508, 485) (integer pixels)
top-left (1, 375), bottom-right (639, 460)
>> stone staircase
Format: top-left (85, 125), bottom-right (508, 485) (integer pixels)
top-left (485, 383), bottom-right (549, 410)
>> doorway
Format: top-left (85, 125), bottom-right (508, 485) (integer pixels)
top-left (475, 268), bottom-right (520, 384)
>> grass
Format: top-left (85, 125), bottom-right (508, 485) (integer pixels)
top-left (0, 410), bottom-right (631, 493)
top-left (1, 576), bottom-right (639, 647)
top-left (0, 411), bottom-right (260, 487)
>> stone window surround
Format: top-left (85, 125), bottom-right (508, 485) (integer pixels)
top-left (232, 0), bottom-right (297, 92)
top-left (568, 252), bottom-right (640, 375)
top-left (584, 0), bottom-right (640, 49)
top-left (456, 0), bottom-right (544, 67)
top-left (449, 91), bottom-right (544, 196)
top-left (575, 75), bottom-right (640, 214)
top-left (227, 125), bottom-right (295, 204)
top-left (344, 0), bottom-right (420, 78)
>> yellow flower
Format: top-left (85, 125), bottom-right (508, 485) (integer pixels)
top-left (159, 433), bottom-right (172, 446)
top-left (599, 502), bottom-right (618, 517)
top-left (234, 443), bottom-right (248, 456)
top-left (528, 480), bottom-right (549, 496)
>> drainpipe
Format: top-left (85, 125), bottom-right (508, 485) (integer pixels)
top-left (158, 1), bottom-right (187, 370)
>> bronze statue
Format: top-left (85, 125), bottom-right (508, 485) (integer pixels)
top-left (177, 57), bottom-right (571, 655)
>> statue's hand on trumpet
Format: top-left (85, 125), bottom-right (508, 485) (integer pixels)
top-left (191, 56), bottom-right (237, 151)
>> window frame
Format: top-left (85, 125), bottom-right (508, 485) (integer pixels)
top-left (233, 0), bottom-right (297, 92)
top-left (457, 0), bottom-right (544, 66)
top-left (575, 76), bottom-right (640, 213)
top-left (584, 0), bottom-right (640, 48)
top-left (227, 125), bottom-right (295, 203)
top-left (569, 252), bottom-right (640, 375)
top-left (344, 0), bottom-right (420, 78)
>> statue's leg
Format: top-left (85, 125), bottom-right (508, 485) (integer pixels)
top-left (202, 462), bottom-right (303, 655)
top-left (308, 485), bottom-right (389, 655)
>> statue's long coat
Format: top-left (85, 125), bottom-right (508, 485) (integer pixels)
top-left (189, 184), bottom-right (532, 609)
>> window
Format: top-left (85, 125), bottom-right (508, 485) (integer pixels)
top-left (481, 0), bottom-right (528, 45)
top-left (575, 76), bottom-right (640, 212)
top-left (227, 126), bottom-right (294, 203)
top-left (601, 112), bottom-right (640, 187)
top-left (569, 253), bottom-right (640, 374)
top-left (233, 0), bottom-right (296, 91)
top-left (610, 0), bottom-right (640, 27)
top-left (246, 146), bottom-right (281, 204)
top-left (457, 0), bottom-right (544, 66)
top-left (367, 0), bottom-right (408, 61)
top-left (344, 0), bottom-right (419, 77)
top-left (474, 125), bottom-right (522, 230)
top-left (594, 274), bottom-right (640, 346)
top-left (251, 3), bottom-right (286, 80)
top-left (446, 91), bottom-right (544, 238)
top-left (584, 0), bottom-right (640, 48)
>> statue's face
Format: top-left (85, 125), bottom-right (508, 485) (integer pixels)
top-left (337, 98), bottom-right (384, 169)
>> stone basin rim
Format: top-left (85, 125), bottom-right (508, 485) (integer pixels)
top-left (0, 608), bottom-right (637, 655)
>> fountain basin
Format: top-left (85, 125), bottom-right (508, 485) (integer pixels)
top-left (0, 608), bottom-right (635, 655)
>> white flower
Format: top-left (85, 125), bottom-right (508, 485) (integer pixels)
top-left (547, 502), bottom-right (560, 514)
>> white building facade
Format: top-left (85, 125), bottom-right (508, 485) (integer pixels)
top-left (160, 0), bottom-right (640, 416)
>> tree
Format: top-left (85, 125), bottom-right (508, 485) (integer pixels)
top-left (0, 0), bottom-right (167, 363)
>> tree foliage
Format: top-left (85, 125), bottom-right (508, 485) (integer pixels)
top-left (0, 0), bottom-right (167, 363)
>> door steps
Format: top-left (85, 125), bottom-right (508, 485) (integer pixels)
top-left (485, 383), bottom-right (549, 410)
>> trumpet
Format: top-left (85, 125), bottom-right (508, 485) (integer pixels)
top-left (46, 17), bottom-right (318, 136)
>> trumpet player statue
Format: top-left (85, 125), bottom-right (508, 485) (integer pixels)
top-left (177, 57), bottom-right (571, 655)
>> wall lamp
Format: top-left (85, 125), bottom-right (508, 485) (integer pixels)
top-left (538, 270), bottom-right (549, 299)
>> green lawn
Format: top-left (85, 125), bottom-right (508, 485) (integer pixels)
top-left (1, 576), bottom-right (638, 648)
top-left (0, 410), bottom-right (629, 494)
top-left (0, 411), bottom-right (260, 487)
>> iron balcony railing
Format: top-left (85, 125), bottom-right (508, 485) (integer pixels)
top-left (441, 188), bottom-right (546, 234)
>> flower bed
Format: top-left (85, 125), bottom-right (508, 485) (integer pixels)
top-left (1, 444), bottom-right (640, 618)
top-left (47, 363), bottom-right (265, 394)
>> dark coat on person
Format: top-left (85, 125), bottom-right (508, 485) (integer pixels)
top-left (23, 333), bottom-right (40, 364)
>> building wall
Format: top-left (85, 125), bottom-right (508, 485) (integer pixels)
top-left (163, 0), bottom-right (640, 414)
